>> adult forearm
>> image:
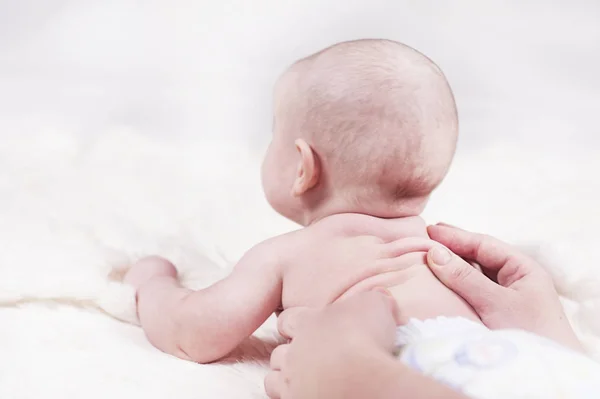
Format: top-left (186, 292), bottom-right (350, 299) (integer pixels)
top-left (374, 355), bottom-right (467, 399)
top-left (327, 346), bottom-right (468, 399)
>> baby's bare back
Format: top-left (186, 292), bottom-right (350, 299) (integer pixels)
top-left (280, 214), bottom-right (480, 323)
top-left (128, 213), bottom-right (479, 364)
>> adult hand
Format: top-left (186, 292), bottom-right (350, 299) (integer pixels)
top-left (264, 290), bottom-right (398, 399)
top-left (265, 290), bottom-right (466, 399)
top-left (426, 223), bottom-right (583, 351)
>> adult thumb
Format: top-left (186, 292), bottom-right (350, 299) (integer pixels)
top-left (427, 247), bottom-right (504, 315)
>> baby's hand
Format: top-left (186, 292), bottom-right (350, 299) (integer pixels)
top-left (124, 256), bottom-right (178, 290)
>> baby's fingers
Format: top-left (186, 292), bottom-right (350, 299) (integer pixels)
top-left (270, 344), bottom-right (289, 371)
top-left (264, 371), bottom-right (283, 399)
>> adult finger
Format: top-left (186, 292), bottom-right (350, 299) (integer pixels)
top-left (427, 224), bottom-right (536, 277)
top-left (426, 246), bottom-right (507, 315)
top-left (381, 237), bottom-right (439, 258)
top-left (264, 371), bottom-right (283, 399)
top-left (436, 222), bottom-right (463, 229)
top-left (370, 287), bottom-right (403, 326)
top-left (277, 307), bottom-right (314, 339)
top-left (332, 290), bottom-right (401, 352)
top-left (270, 344), bottom-right (289, 371)
top-left (336, 289), bottom-right (399, 321)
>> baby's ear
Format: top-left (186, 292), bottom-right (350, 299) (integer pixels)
top-left (291, 139), bottom-right (320, 196)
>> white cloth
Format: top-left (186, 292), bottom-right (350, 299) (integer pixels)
top-left (396, 317), bottom-right (600, 399)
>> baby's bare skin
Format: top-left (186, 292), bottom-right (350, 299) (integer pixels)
top-left (126, 39), bottom-right (466, 364)
top-left (126, 214), bottom-right (479, 363)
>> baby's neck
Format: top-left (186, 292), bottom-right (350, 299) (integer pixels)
top-left (302, 194), bottom-right (429, 226)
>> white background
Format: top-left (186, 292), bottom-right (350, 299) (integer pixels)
top-left (1, 0), bottom-right (599, 151)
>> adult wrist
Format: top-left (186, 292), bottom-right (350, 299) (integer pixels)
top-left (331, 342), bottom-right (468, 399)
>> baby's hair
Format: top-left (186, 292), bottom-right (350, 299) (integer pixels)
top-left (275, 39), bottom-right (459, 202)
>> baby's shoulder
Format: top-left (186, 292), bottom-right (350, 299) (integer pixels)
top-left (243, 229), bottom-right (305, 267)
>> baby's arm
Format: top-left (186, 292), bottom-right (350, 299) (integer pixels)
top-left (126, 241), bottom-right (282, 363)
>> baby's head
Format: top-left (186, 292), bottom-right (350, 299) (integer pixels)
top-left (262, 39), bottom-right (458, 226)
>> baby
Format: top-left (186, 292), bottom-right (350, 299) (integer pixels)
top-left (125, 39), bottom-right (479, 363)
